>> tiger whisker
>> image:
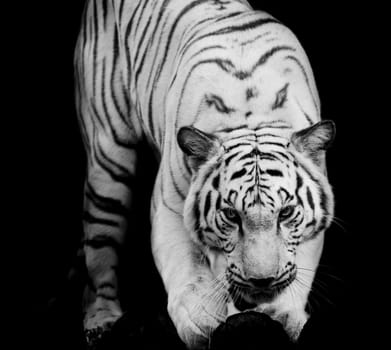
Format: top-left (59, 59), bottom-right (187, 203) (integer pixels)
top-left (297, 266), bottom-right (344, 285)
top-left (295, 275), bottom-right (335, 307)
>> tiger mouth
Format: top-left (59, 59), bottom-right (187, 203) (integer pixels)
top-left (228, 274), bottom-right (296, 311)
top-left (229, 286), bottom-right (276, 311)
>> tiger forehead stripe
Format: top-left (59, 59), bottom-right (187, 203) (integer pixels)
top-left (271, 83), bottom-right (290, 110)
top-left (205, 93), bottom-right (236, 114)
top-left (245, 86), bottom-right (259, 100)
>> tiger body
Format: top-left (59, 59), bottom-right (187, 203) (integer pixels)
top-left (75, 0), bottom-right (334, 348)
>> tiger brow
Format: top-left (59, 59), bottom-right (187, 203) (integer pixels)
top-left (223, 197), bottom-right (234, 207)
top-left (278, 187), bottom-right (293, 202)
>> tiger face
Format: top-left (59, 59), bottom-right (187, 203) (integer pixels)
top-left (178, 120), bottom-right (335, 338)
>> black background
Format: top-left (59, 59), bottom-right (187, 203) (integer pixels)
top-left (16, 1), bottom-right (383, 349)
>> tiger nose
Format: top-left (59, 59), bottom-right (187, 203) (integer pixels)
top-left (249, 277), bottom-right (275, 289)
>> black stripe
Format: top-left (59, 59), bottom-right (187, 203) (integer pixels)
top-left (187, 45), bottom-right (226, 62)
top-left (121, 76), bottom-right (131, 113)
top-left (231, 168), bottom-right (247, 180)
top-left (196, 57), bottom-right (235, 74)
top-left (134, 14), bottom-right (153, 66)
top-left (162, 196), bottom-right (182, 216)
top-left (144, 2), bottom-right (172, 86)
top-left (295, 214), bottom-right (304, 227)
top-left (258, 152), bottom-right (280, 161)
top-left (193, 191), bottom-right (201, 232)
top-left (286, 211), bottom-right (301, 226)
top-left (240, 159), bottom-right (255, 168)
top-left (278, 187), bottom-right (293, 202)
top-left (224, 150), bottom-right (242, 165)
top-left (296, 161), bottom-right (330, 238)
top-left (306, 187), bottom-right (315, 210)
top-left (119, 0), bottom-right (126, 21)
top-left (274, 151), bottom-right (291, 162)
top-left (147, 94), bottom-right (156, 141)
top-left (225, 141), bottom-right (253, 153)
top-left (133, 0), bottom-right (150, 33)
top-left (95, 144), bottom-right (134, 188)
top-left (295, 173), bottom-right (304, 206)
top-left (86, 182), bottom-right (129, 217)
top-left (217, 125), bottom-right (249, 134)
top-left (84, 234), bottom-right (121, 250)
top-left (316, 190), bottom-right (330, 233)
top-left (110, 30), bottom-right (132, 130)
top-left (83, 210), bottom-right (119, 227)
top-left (255, 46), bottom-right (295, 68)
top-left (101, 59), bottom-right (135, 149)
top-left (214, 11), bottom-right (245, 23)
top-left (239, 30), bottom-right (272, 46)
top-left (96, 140), bottom-right (134, 179)
top-left (92, 0), bottom-right (99, 98)
top-left (98, 281), bottom-right (116, 289)
top-left (234, 45), bottom-right (294, 79)
top-left (124, 0), bottom-right (144, 87)
top-left (233, 70), bottom-right (251, 80)
top-left (228, 189), bottom-right (238, 204)
top-left (264, 169), bottom-right (283, 177)
top-left (102, 0), bottom-right (108, 30)
top-left (211, 17), bottom-right (280, 36)
top-left (295, 97), bottom-right (314, 125)
top-left (81, 1), bottom-right (88, 52)
top-left (90, 99), bottom-right (106, 130)
top-left (271, 83), bottom-right (289, 110)
top-left (205, 94), bottom-right (235, 114)
top-left (182, 153), bottom-right (192, 174)
top-left (256, 123), bottom-right (291, 130)
top-left (96, 293), bottom-right (118, 301)
top-left (258, 141), bottom-right (286, 148)
top-left (204, 191), bottom-right (212, 221)
top-left (113, 26), bottom-right (119, 60)
top-left (169, 163), bottom-right (186, 200)
top-left (216, 193), bottom-right (222, 211)
top-left (212, 174), bottom-right (220, 190)
top-left (238, 151), bottom-right (256, 162)
top-left (284, 55), bottom-right (310, 84)
top-left (284, 54), bottom-right (319, 114)
top-left (257, 133), bottom-right (282, 139)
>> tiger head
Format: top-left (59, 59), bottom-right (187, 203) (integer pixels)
top-left (177, 120), bottom-right (335, 340)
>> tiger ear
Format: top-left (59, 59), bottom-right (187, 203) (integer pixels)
top-left (177, 126), bottom-right (220, 171)
top-left (291, 120), bottom-right (336, 166)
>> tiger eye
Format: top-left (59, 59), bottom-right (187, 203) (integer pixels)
top-left (279, 206), bottom-right (295, 221)
top-left (222, 207), bottom-right (241, 223)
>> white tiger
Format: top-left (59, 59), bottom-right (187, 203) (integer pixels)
top-left (74, 0), bottom-right (335, 348)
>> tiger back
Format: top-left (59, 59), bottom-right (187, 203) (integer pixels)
top-left (74, 0), bottom-right (335, 348)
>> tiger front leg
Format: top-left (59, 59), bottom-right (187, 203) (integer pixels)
top-left (152, 205), bottom-right (229, 349)
top-left (82, 166), bottom-right (135, 348)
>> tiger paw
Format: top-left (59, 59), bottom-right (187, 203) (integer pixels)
top-left (84, 306), bottom-right (122, 349)
top-left (168, 280), bottom-right (228, 349)
top-left (85, 326), bottom-right (111, 349)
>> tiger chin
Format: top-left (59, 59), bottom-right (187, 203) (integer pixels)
top-left (176, 120), bottom-right (335, 345)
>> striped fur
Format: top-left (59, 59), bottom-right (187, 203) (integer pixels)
top-left (74, 0), bottom-right (335, 348)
